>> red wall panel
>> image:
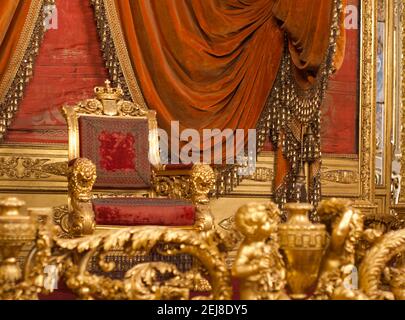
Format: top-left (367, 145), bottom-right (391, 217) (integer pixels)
top-left (321, 0), bottom-right (359, 155)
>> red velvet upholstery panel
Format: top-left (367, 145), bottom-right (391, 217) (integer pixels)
top-left (92, 198), bottom-right (196, 226)
top-left (163, 163), bottom-right (193, 170)
top-left (78, 115), bottom-right (151, 189)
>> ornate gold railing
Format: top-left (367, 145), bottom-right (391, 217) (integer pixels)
top-left (0, 197), bottom-right (404, 300)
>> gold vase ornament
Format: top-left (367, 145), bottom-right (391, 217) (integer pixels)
top-left (278, 203), bottom-right (327, 299)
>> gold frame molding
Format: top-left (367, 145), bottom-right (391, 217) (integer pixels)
top-left (355, 0), bottom-right (377, 214)
top-left (391, 0), bottom-right (405, 217)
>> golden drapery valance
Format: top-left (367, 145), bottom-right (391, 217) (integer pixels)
top-left (98, 0), bottom-right (345, 155)
top-left (0, 0), bottom-right (49, 141)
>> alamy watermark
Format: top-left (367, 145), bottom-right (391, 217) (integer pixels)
top-left (342, 265), bottom-right (359, 290)
top-left (44, 4), bottom-right (58, 30)
top-left (152, 121), bottom-right (257, 176)
top-left (43, 265), bottom-right (59, 291)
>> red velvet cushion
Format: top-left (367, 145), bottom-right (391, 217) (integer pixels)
top-left (92, 198), bottom-right (195, 226)
top-left (78, 115), bottom-right (151, 189)
top-left (164, 163), bottom-right (193, 170)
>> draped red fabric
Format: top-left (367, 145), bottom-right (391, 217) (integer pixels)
top-left (0, 0), bottom-right (32, 99)
top-left (114, 0), bottom-right (342, 156)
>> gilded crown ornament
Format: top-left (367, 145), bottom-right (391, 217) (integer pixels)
top-left (94, 80), bottom-right (124, 101)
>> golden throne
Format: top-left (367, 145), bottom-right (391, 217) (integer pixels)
top-left (52, 81), bottom-right (215, 237)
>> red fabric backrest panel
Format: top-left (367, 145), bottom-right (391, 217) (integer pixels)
top-left (78, 115), bottom-right (151, 189)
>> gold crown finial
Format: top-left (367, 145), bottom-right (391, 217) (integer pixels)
top-left (94, 80), bottom-right (123, 100)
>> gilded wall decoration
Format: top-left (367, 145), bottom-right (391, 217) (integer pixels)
top-left (0, 157), bottom-right (59, 180)
top-left (321, 170), bottom-right (359, 184)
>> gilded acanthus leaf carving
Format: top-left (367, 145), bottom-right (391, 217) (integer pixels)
top-left (0, 157), bottom-right (58, 179)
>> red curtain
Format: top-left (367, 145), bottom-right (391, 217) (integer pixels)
top-left (113, 0), bottom-right (344, 154)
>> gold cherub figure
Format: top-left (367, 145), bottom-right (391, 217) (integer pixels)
top-left (232, 202), bottom-right (288, 300)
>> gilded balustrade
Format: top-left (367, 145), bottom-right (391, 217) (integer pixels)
top-left (0, 197), bottom-right (404, 300)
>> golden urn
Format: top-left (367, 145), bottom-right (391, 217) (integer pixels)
top-left (278, 203), bottom-right (327, 299)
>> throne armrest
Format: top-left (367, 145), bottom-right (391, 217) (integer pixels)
top-left (152, 164), bottom-right (215, 205)
top-left (66, 157), bottom-right (97, 236)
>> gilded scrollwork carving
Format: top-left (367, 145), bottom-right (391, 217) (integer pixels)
top-left (386, 266), bottom-right (405, 300)
top-left (41, 161), bottom-right (68, 177)
top-left (359, 228), bottom-right (405, 300)
top-left (117, 100), bottom-right (148, 117)
top-left (2, 196), bottom-right (405, 300)
top-left (52, 205), bottom-right (70, 237)
top-left (321, 170), bottom-right (359, 184)
top-left (55, 227), bottom-right (232, 300)
top-left (0, 157), bottom-right (53, 180)
top-left (194, 204), bottom-right (215, 232)
top-left (75, 99), bottom-right (103, 115)
top-left (152, 174), bottom-right (192, 200)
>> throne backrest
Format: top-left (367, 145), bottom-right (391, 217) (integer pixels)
top-left (63, 81), bottom-right (161, 190)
